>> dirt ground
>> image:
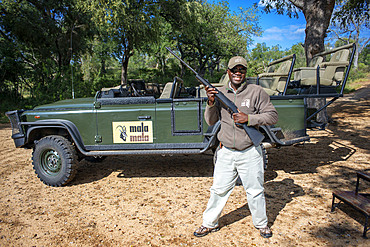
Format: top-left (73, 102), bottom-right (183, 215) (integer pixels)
top-left (0, 81), bottom-right (369, 247)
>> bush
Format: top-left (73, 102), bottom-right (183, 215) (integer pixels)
top-left (341, 64), bottom-right (370, 94)
top-left (348, 63), bottom-right (369, 82)
top-left (0, 89), bottom-right (23, 123)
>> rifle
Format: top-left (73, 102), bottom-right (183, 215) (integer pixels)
top-left (166, 47), bottom-right (264, 147)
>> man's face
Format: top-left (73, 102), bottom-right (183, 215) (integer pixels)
top-left (227, 65), bottom-right (247, 87)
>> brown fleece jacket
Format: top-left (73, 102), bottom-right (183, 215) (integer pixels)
top-left (205, 82), bottom-right (278, 150)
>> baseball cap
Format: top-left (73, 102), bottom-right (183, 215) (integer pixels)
top-left (228, 56), bottom-right (248, 69)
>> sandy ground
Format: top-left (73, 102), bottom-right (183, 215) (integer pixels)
top-left (0, 82), bottom-right (369, 247)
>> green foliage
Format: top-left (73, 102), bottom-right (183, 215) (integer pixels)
top-left (249, 43), bottom-right (282, 75)
top-left (289, 43), bottom-right (306, 67)
top-left (342, 45), bottom-right (369, 93)
top-left (258, 0), bottom-right (300, 18)
top-left (0, 89), bottom-right (21, 123)
top-left (79, 36), bottom-right (122, 93)
top-left (359, 44), bottom-right (370, 65)
top-left (86, 0), bottom-right (162, 84)
top-left (167, 1), bottom-right (261, 76)
top-left (1, 0), bottom-right (369, 123)
top-left (0, 0), bottom-right (95, 106)
top-left (332, 0), bottom-right (369, 29)
top-left (342, 70), bottom-right (369, 94)
top-left (348, 63), bottom-right (370, 82)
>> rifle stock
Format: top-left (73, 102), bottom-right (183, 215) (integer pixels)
top-left (167, 47), bottom-right (264, 146)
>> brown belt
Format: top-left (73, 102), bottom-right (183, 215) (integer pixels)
top-left (219, 142), bottom-right (252, 151)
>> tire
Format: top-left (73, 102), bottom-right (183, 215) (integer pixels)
top-left (261, 144), bottom-right (268, 170)
top-left (32, 135), bottom-right (78, 187)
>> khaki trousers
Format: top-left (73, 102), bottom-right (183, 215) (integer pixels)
top-left (202, 145), bottom-right (268, 228)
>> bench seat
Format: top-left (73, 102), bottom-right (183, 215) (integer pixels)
top-left (331, 171), bottom-right (370, 238)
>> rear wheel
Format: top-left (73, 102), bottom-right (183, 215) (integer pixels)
top-left (32, 135), bottom-right (77, 187)
top-left (261, 144), bottom-right (268, 169)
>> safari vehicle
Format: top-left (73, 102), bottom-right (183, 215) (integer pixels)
top-left (6, 43), bottom-right (356, 187)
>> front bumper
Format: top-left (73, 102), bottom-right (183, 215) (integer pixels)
top-left (5, 110), bottom-right (26, 147)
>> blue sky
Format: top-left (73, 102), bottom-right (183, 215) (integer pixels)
top-left (218, 0), bottom-right (307, 50)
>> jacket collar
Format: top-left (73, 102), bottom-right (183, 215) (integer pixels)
top-left (226, 81), bottom-right (248, 94)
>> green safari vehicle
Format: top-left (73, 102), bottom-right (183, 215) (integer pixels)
top-left (6, 43), bottom-right (356, 186)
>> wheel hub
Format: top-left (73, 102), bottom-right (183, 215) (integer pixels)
top-left (41, 150), bottom-right (61, 174)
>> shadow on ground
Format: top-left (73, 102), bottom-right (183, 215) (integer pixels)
top-left (218, 178), bottom-right (304, 228)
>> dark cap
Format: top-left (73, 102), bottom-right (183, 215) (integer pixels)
top-left (228, 56), bottom-right (247, 69)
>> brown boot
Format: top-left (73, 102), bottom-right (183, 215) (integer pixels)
top-left (193, 225), bottom-right (219, 237)
top-left (259, 226), bottom-right (272, 238)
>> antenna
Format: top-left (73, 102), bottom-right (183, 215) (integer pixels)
top-left (70, 24), bottom-right (75, 99)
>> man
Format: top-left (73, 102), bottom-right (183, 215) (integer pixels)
top-left (194, 56), bottom-right (278, 238)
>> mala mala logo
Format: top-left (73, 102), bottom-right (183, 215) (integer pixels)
top-left (116, 125), bottom-right (128, 141)
top-left (129, 122), bottom-right (150, 142)
top-left (113, 121), bottom-right (153, 143)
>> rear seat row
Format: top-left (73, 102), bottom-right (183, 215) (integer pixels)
top-left (209, 43), bottom-right (355, 96)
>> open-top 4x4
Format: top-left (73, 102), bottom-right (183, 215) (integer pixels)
top-left (6, 43), bottom-right (356, 186)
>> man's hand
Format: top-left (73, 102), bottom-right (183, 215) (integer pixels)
top-left (232, 110), bottom-right (248, 124)
top-left (205, 86), bottom-right (218, 106)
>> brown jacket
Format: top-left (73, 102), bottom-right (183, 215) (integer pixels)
top-left (205, 82), bottom-right (278, 150)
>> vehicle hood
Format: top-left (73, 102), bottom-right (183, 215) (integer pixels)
top-left (32, 98), bottom-right (95, 111)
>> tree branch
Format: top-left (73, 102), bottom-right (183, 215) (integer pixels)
top-left (0, 30), bottom-right (36, 68)
top-left (359, 37), bottom-right (370, 54)
top-left (289, 0), bottom-right (304, 10)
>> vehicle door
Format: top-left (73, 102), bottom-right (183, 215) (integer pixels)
top-left (155, 77), bottom-right (207, 149)
top-left (92, 95), bottom-right (156, 150)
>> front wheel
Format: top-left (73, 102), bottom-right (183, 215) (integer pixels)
top-left (32, 135), bottom-right (78, 187)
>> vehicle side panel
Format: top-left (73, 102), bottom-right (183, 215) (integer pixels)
top-left (23, 98), bottom-right (96, 145)
top-left (271, 98), bottom-right (306, 138)
top-left (96, 102), bottom-right (156, 145)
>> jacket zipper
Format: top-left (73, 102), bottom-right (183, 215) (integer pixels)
top-left (233, 91), bottom-right (237, 148)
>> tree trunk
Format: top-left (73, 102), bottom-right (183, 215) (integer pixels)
top-left (120, 39), bottom-right (134, 86)
top-left (292, 0), bottom-right (335, 125)
top-left (121, 55), bottom-right (129, 85)
top-left (161, 56), bottom-right (166, 75)
top-left (301, 0), bottom-right (335, 65)
top-left (353, 47), bottom-right (359, 69)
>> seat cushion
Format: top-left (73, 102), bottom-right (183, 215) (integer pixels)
top-left (300, 77), bottom-right (335, 86)
top-left (262, 88), bottom-right (280, 96)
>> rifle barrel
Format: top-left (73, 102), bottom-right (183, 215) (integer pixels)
top-left (166, 47), bottom-right (197, 74)
top-left (166, 47), bottom-right (264, 146)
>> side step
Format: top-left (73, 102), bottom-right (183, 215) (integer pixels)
top-left (83, 149), bottom-right (203, 156)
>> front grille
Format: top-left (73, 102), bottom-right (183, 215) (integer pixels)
top-left (5, 110), bottom-right (24, 136)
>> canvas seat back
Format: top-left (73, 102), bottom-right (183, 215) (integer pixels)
top-left (293, 55), bottom-right (323, 82)
top-left (159, 82), bottom-right (174, 98)
top-left (308, 55), bottom-right (324, 67)
top-left (321, 49), bottom-right (350, 85)
top-left (299, 44), bottom-right (352, 86)
top-left (256, 54), bottom-right (295, 95)
top-left (270, 60), bottom-right (293, 92)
